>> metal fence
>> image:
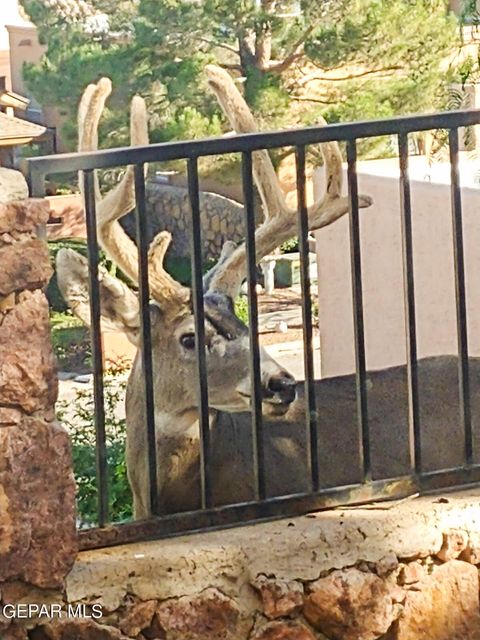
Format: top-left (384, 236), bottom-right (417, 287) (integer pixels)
top-left (28, 109), bottom-right (480, 550)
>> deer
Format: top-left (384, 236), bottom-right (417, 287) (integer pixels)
top-left (56, 65), bottom-right (373, 519)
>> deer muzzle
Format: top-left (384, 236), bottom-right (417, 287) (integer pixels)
top-left (262, 371), bottom-right (297, 414)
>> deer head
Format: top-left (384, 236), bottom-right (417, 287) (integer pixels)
top-left (55, 67), bottom-right (372, 515)
top-left (57, 67), bottom-right (373, 415)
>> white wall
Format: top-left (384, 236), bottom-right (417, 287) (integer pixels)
top-left (314, 162), bottom-right (480, 377)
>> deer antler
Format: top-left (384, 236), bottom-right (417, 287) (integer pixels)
top-left (78, 79), bottom-right (189, 312)
top-left (204, 65), bottom-right (373, 298)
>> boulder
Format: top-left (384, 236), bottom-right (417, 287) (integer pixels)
top-left (155, 588), bottom-right (240, 639)
top-left (0, 418), bottom-right (77, 589)
top-left (251, 620), bottom-right (317, 640)
top-left (0, 291), bottom-right (57, 414)
top-left (304, 567), bottom-right (403, 640)
top-left (0, 239), bottom-right (52, 296)
top-left (0, 168), bottom-right (28, 205)
top-left (390, 560), bottom-right (480, 640)
top-left (252, 576), bottom-right (304, 620)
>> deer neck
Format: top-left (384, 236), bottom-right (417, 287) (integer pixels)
top-left (154, 407), bottom-right (217, 513)
top-left (153, 406), bottom-right (219, 479)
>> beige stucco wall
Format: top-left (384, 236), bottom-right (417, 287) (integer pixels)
top-left (6, 24), bottom-right (45, 99)
top-left (0, 51), bottom-right (11, 89)
top-left (315, 166), bottom-right (480, 378)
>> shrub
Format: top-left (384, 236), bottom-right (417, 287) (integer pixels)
top-left (57, 360), bottom-right (133, 527)
top-left (50, 310), bottom-right (91, 373)
top-left (234, 295), bottom-right (249, 325)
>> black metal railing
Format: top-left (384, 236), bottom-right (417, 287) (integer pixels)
top-left (28, 109), bottom-right (480, 550)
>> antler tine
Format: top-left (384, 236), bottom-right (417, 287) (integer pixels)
top-left (78, 79), bottom-right (111, 203)
top-left (78, 79), bottom-right (189, 311)
top-left (205, 65), bottom-right (288, 220)
top-left (204, 64), bottom-right (372, 298)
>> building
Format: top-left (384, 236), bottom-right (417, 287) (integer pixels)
top-left (0, 109), bottom-right (45, 166)
top-left (0, 0), bottom-right (62, 154)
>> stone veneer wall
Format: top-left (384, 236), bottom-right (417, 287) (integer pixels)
top-left (1, 493), bottom-right (480, 639)
top-left (0, 175), bottom-right (78, 639)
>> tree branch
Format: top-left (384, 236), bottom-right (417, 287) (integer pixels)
top-left (219, 62), bottom-right (243, 72)
top-left (193, 36), bottom-right (240, 57)
top-left (297, 65), bottom-right (404, 86)
top-left (258, 22), bottom-right (317, 74)
top-left (291, 95), bottom-right (339, 105)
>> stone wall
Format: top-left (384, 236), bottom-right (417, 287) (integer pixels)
top-left (0, 176), bottom-right (78, 639)
top-left (3, 492), bottom-right (480, 639)
top-left (122, 181), bottom-right (258, 261)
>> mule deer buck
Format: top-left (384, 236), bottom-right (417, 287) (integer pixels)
top-left (56, 65), bottom-right (373, 518)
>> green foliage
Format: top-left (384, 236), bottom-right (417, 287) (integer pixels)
top-left (20, 0), bottom-right (459, 161)
top-left (244, 67), bottom-right (291, 128)
top-left (50, 310), bottom-right (91, 372)
top-left (234, 295), bottom-right (249, 325)
top-left (56, 361), bottom-right (132, 527)
top-left (280, 237), bottom-right (299, 254)
top-left (460, 0), bottom-right (480, 25)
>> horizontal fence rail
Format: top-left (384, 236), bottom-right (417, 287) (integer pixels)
top-left (29, 109), bottom-right (480, 181)
top-left (29, 108), bottom-right (480, 550)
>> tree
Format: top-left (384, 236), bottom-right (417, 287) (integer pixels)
top-left (20, 0), bottom-right (460, 154)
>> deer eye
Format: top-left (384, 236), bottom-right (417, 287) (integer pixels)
top-left (180, 333), bottom-right (196, 350)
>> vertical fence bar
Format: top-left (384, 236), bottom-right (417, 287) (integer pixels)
top-left (398, 133), bottom-right (422, 474)
top-left (187, 157), bottom-right (212, 509)
top-left (449, 128), bottom-right (473, 466)
top-left (295, 145), bottom-right (319, 492)
top-left (346, 140), bottom-right (371, 482)
top-left (242, 151), bottom-right (266, 501)
top-left (134, 164), bottom-right (159, 515)
top-left (82, 170), bottom-right (109, 526)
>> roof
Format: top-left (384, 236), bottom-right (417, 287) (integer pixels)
top-left (0, 90), bottom-right (30, 110)
top-left (0, 110), bottom-right (46, 146)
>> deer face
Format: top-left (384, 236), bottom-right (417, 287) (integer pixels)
top-left (57, 248), bottom-right (296, 418)
top-left (150, 293), bottom-right (296, 417)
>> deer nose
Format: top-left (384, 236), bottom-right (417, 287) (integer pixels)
top-left (265, 372), bottom-right (297, 405)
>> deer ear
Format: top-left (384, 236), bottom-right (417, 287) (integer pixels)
top-left (56, 248), bottom-right (140, 345)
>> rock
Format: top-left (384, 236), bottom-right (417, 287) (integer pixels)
top-left (252, 576), bottom-right (304, 619)
top-left (118, 600), bottom-right (157, 637)
top-left (0, 240), bottom-right (52, 296)
top-left (0, 408), bottom-right (22, 427)
top-left (398, 562), bottom-right (426, 586)
top-left (0, 199), bottom-right (50, 233)
top-left (0, 418), bottom-right (77, 589)
top-left (252, 620), bottom-right (317, 640)
top-left (156, 588), bottom-right (240, 639)
top-left (376, 553), bottom-right (399, 577)
top-left (37, 620), bottom-right (130, 640)
top-left (435, 529), bottom-right (468, 562)
top-left (1, 231), bottom-right (14, 244)
top-left (303, 567), bottom-right (403, 640)
top-left (0, 291), bottom-right (57, 413)
top-left (0, 168), bottom-right (28, 205)
top-left (1, 581), bottom-right (63, 608)
top-left (2, 624), bottom-right (28, 639)
top-left (459, 533), bottom-right (480, 565)
top-left (390, 559), bottom-right (480, 640)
